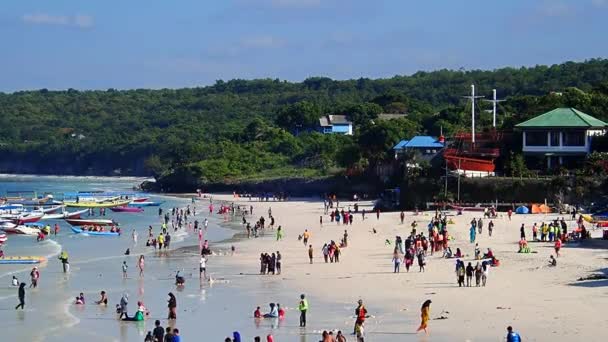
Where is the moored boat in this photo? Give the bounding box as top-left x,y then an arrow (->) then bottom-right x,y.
65,200 -> 131,208
65,218 -> 115,226
128,201 -> 163,207
448,204 -> 487,212
110,206 -> 144,213
132,197 -> 149,202
1,225 -> 41,236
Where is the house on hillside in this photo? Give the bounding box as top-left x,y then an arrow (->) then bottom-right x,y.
393,135 -> 445,160
318,115 -> 353,135
515,108 -> 607,169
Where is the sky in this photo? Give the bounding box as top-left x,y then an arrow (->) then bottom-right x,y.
1,0 -> 608,92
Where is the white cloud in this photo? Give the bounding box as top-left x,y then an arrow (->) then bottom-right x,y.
22,13 -> 94,28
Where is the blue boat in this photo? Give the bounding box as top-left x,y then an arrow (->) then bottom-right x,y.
70,226 -> 120,236
128,201 -> 163,207
0,256 -> 46,264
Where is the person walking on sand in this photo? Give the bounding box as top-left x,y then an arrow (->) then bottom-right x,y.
466,262 -> 474,287
417,250 -> 426,272
392,248 -> 401,273
554,238 -> 562,257
416,300 -> 432,334
308,245 -> 314,264
520,224 -> 526,240
488,220 -> 494,237
276,251 -> 282,275
400,211 -> 405,224
138,255 -> 145,277
469,224 -> 476,243
302,230 -> 310,246
298,294 -> 308,327
15,282 -> 26,310
276,226 -> 283,241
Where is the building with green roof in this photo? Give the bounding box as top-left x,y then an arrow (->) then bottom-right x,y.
515,108 -> 606,169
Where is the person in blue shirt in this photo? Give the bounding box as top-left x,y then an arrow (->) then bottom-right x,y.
172,328 -> 181,342
506,326 -> 521,342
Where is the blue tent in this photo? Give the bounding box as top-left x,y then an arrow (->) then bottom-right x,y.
516,205 -> 529,214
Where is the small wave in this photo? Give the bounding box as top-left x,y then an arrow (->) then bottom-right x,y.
32,297 -> 81,342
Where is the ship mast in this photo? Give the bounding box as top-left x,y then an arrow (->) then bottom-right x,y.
463,84 -> 484,144
483,89 -> 505,128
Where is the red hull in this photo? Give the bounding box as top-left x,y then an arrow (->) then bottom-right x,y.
132,198 -> 149,202
444,155 -> 496,172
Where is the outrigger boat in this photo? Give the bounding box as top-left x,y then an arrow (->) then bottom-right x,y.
65,200 -> 131,208
70,226 -> 120,236
1,224 -> 42,236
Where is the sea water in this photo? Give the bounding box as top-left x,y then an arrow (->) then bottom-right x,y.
0,176 -> 430,342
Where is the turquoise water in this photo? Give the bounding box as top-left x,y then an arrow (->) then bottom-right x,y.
0,176 -> 237,341
0,176 -> 425,342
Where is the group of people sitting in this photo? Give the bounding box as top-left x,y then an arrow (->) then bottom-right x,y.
81,225 -> 120,233
253,303 -> 285,319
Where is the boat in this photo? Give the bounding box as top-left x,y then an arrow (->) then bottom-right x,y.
443,86 -> 510,177
65,218 -> 115,226
132,197 -> 150,202
128,201 -> 163,207
41,209 -> 88,220
41,205 -> 65,214
70,226 -> 120,236
65,200 -> 131,208
1,225 -> 41,236
0,256 -> 46,264
110,206 -> 144,213
9,212 -> 44,224
0,233 -> 7,243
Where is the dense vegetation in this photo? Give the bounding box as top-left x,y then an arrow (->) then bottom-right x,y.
1,59 -> 608,188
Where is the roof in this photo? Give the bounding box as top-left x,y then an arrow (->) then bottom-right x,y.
329,115 -> 352,124
515,108 -> 607,129
319,115 -> 352,126
393,136 -> 444,150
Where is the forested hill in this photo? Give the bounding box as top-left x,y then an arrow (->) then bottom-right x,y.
1,59 -> 608,182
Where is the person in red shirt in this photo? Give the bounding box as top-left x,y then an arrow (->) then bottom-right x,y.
254,306 -> 262,318
554,239 -> 562,257
277,304 -> 285,319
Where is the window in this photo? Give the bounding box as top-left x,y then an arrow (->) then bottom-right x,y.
525,131 -> 547,146
549,131 -> 560,146
563,131 -> 585,146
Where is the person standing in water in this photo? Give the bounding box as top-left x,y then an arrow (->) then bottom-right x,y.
276,226 -> 283,241
122,261 -> 128,279
167,292 -> 177,319
308,245 -> 313,264
416,300 -> 432,334
298,294 -> 308,327
30,267 -> 40,288
15,282 -> 26,310
354,299 -> 368,334
200,255 -> 207,279
59,250 -> 70,273
138,255 -> 145,277
132,229 -> 137,244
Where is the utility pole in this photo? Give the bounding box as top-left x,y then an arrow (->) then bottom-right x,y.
457,159 -> 461,202
463,85 -> 485,144
483,89 -> 505,128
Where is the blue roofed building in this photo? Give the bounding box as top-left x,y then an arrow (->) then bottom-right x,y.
393,135 -> 445,160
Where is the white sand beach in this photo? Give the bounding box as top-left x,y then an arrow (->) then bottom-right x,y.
208,194 -> 608,341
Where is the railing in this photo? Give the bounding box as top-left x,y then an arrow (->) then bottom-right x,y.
444,147 -> 500,157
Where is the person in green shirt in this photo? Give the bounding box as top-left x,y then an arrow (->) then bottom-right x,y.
298,294 -> 308,327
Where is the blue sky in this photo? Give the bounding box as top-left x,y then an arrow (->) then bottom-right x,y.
2,0 -> 608,92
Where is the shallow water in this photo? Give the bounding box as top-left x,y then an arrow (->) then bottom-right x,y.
0,176 -> 448,341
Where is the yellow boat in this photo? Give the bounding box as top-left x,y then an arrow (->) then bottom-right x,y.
65,200 -> 131,208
